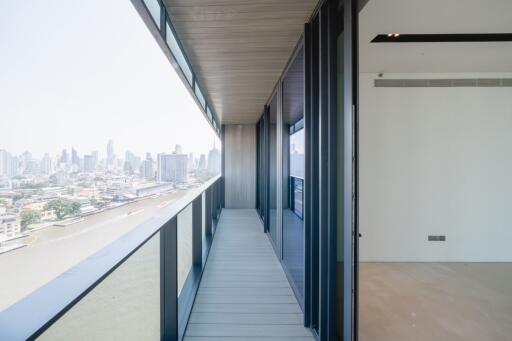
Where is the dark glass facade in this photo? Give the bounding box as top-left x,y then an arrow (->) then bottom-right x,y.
282,47 -> 306,305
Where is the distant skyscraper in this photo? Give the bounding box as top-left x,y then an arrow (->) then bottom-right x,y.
124,151 -> 141,175
60,149 -> 68,164
10,156 -> 19,177
157,153 -> 188,183
107,140 -> 115,166
22,151 -> 32,165
83,154 -> 95,173
140,153 -> 154,179
40,153 -> 53,174
0,150 -> 14,177
174,144 -> 182,155
71,148 -> 80,166
198,154 -> 207,171
123,160 -> 134,175
207,147 -> 221,175
188,153 -> 196,171
91,151 -> 99,168
21,151 -> 38,174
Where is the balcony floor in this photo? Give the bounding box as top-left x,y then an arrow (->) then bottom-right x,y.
184,209 -> 313,341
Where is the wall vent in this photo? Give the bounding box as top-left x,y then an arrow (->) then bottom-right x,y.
374,78 -> 512,88
428,235 -> 446,242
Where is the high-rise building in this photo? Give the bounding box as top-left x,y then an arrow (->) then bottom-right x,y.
140,153 -> 154,179
207,147 -> 221,175
174,144 -> 183,154
60,149 -> 68,164
10,156 -> 19,177
107,140 -> 115,166
40,153 -> 53,175
91,151 -> 98,168
71,148 -> 80,167
83,155 -> 95,173
157,153 -> 188,183
198,154 -> 207,171
124,151 -> 141,175
188,153 -> 196,171
0,150 -> 10,176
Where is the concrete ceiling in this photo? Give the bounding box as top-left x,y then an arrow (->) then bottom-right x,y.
163,0 -> 318,124
360,0 -> 512,73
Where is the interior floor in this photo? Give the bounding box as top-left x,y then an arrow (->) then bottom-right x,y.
359,262 -> 512,341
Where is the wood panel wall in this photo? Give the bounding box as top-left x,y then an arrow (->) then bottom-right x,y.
224,125 -> 257,208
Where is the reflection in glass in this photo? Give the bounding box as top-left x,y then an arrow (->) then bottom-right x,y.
282,47 -> 305,303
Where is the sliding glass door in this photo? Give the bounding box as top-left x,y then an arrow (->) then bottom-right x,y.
282,47 -> 306,306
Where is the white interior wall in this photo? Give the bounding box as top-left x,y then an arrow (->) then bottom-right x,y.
360,72 -> 512,261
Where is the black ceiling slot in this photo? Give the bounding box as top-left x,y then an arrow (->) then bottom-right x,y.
371,33 -> 512,43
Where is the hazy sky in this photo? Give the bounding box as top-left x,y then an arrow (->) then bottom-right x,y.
0,0 -> 219,160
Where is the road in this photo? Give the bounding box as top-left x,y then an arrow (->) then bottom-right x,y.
0,188 -> 195,311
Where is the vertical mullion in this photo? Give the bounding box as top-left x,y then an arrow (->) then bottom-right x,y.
160,217 -> 178,341
205,188 -> 212,237
327,1 -> 338,339
303,22 -> 312,327
277,80 -> 283,260
192,197 -> 202,267
264,105 -> 270,233
310,15 -> 320,333
344,1 -> 358,340
319,3 -> 329,339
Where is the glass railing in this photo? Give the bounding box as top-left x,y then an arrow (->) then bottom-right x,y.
0,176 -> 223,341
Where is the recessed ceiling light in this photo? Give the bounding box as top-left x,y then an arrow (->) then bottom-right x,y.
387,33 -> 393,37
394,33 -> 400,37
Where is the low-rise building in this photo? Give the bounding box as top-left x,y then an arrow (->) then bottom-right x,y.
0,215 -> 21,239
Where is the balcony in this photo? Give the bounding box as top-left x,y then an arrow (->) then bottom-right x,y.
184,209 -> 312,340
0,177 -> 313,340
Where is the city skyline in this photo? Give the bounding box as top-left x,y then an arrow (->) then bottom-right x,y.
0,138 -> 220,162
0,0 -> 220,159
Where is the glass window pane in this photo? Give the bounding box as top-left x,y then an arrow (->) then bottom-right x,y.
207,107 -> 213,122
281,47 -> 304,302
39,232 -> 160,340
166,22 -> 193,84
143,0 -> 160,29
195,85 -> 206,109
177,203 -> 192,295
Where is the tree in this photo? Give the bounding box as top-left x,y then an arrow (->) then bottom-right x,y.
21,211 -> 41,230
91,198 -> 107,209
44,200 -> 69,220
69,202 -> 81,216
0,198 -> 9,207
